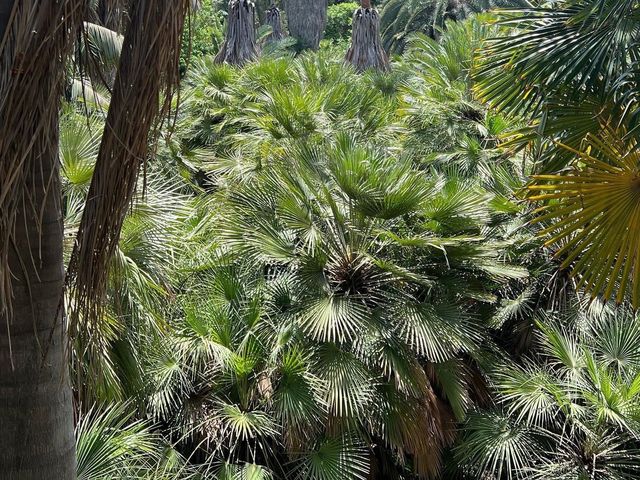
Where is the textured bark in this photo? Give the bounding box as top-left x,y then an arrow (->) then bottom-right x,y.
345,4 -> 389,73
0,1 -> 84,478
0,124 -> 74,480
283,0 -> 327,50
215,0 -> 259,65
264,3 -> 285,44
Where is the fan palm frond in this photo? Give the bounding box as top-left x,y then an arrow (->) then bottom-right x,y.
75,404 -> 163,480
529,129 -> 640,307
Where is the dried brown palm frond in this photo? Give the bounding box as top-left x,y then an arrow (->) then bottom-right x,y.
67,0 -> 189,335
264,3 -> 285,44
345,0 -> 390,73
215,0 -> 259,66
0,0 -> 87,318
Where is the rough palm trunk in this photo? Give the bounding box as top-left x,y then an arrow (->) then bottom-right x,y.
215,0 -> 258,65
346,0 -> 390,72
283,0 -> 327,50
264,3 -> 285,44
0,1 -> 85,478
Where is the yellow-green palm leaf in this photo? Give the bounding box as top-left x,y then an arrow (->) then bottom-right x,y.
529,130 -> 640,307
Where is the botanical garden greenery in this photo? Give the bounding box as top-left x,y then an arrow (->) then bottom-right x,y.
3,0 -> 640,479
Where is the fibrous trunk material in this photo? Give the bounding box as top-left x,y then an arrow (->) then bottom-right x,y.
345,3 -> 390,73
283,0 -> 327,50
215,0 -> 259,65
98,0 -> 127,32
67,0 -> 189,344
0,0 -> 85,477
264,3 -> 285,44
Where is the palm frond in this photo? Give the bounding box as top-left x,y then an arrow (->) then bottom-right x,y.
529,129 -> 640,307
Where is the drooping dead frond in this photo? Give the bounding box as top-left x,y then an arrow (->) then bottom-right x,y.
215,0 -> 259,66
67,0 -> 189,328
345,1 -> 390,73
95,0 -> 127,32
264,3 -> 285,44
0,0 -> 87,318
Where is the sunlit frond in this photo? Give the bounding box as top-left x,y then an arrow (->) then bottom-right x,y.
529,129 -> 640,307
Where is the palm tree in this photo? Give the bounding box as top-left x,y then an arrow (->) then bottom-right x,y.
264,3 -> 286,45
380,0 -> 528,53
476,0 -> 640,307
139,152 -> 519,478
345,0 -> 390,73
67,0 -> 190,357
456,304 -> 640,479
57,112 -> 193,406
283,0 -> 328,50
75,403 -> 200,479
215,0 -> 259,66
0,2 -> 85,477
1,0 -> 189,476
161,51 -> 533,475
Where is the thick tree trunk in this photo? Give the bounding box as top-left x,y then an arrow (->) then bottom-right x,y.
283,0 -> 327,50
345,2 -> 389,73
215,0 -> 258,65
0,124 -> 74,480
264,3 -> 285,44
0,1 -> 84,478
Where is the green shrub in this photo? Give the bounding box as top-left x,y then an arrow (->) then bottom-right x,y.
325,2 -> 358,42
180,2 -> 225,73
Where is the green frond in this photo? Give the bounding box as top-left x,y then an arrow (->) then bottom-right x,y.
293,436 -> 369,480
456,411 -> 540,480
76,404 -> 162,480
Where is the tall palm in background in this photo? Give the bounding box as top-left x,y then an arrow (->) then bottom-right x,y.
345,0 -> 390,72
215,0 -> 259,66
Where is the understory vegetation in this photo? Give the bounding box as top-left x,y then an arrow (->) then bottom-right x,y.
5,0 -> 640,479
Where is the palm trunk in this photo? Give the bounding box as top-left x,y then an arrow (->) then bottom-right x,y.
0,1 -> 85,478
264,3 -> 285,45
345,0 -> 389,72
0,126 -> 75,480
215,0 -> 258,65
283,0 -> 327,50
